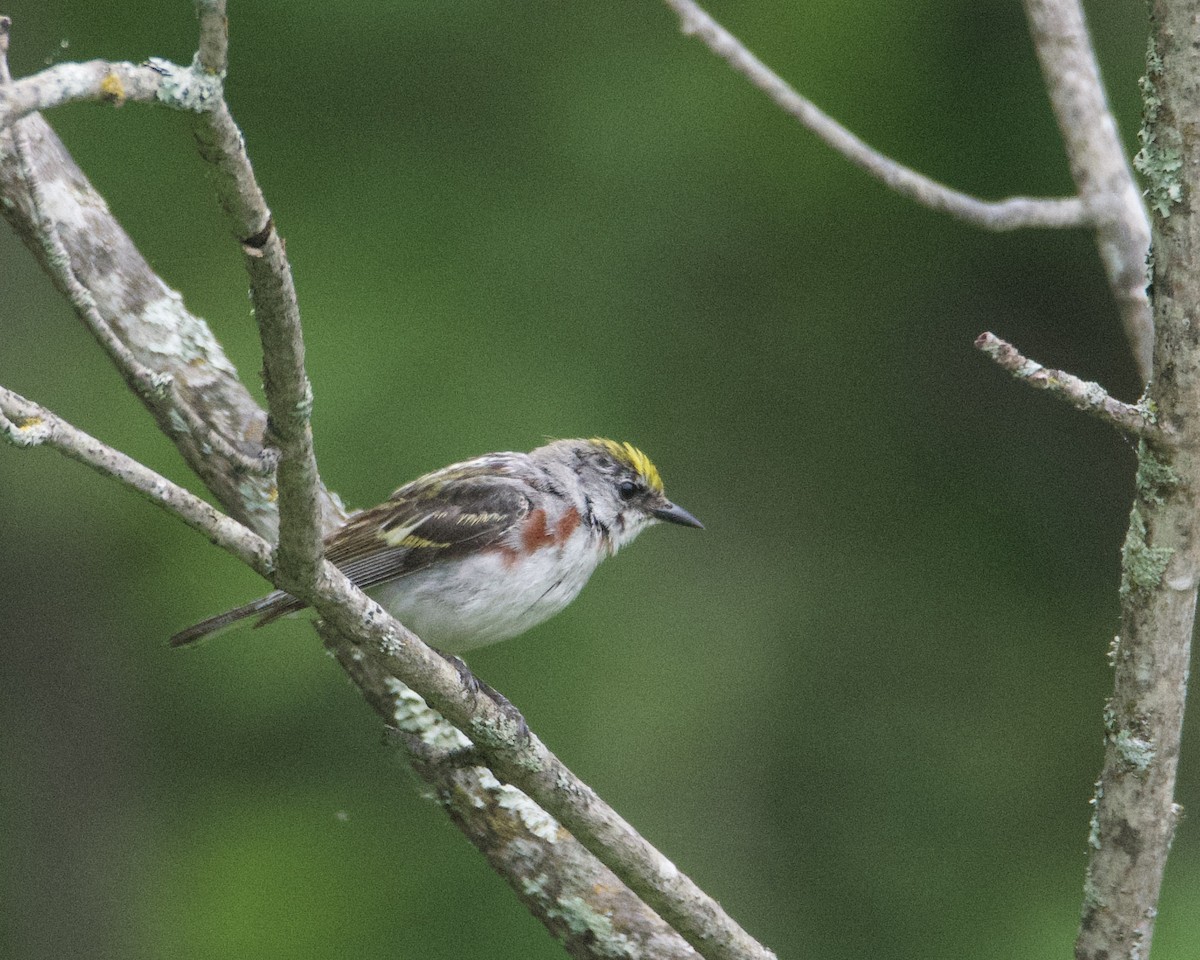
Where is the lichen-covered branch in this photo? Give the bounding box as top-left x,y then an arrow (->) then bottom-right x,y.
974,333 -> 1162,441
0,386 -> 275,576
0,21 -> 322,538
0,10 -> 774,960
319,623 -> 701,960
0,51 -> 223,130
1074,5 -> 1198,958
187,0 -> 324,599
1022,0 -> 1154,383
0,376 -> 769,960
659,0 -> 1088,232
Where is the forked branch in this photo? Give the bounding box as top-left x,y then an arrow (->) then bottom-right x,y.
1023,0 -> 1153,382
0,8 -> 771,960
660,0 -> 1088,232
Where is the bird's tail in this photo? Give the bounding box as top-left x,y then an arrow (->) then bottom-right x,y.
169,591 -> 297,647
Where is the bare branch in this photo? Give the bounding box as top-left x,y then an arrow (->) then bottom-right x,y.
1023,0 -> 1154,382
316,622 -> 777,960
1,78 -> 275,478
0,386 -> 275,575
1,12 -> 774,959
0,58 -> 165,125
974,333 -> 1163,441
186,1 -> 324,601
0,55 -> 224,131
195,0 -> 229,76
319,624 -> 702,960
0,378 -> 773,960
0,28 -> 307,536
1073,5 -> 1199,956
659,0 -> 1089,231
0,9 -> 330,592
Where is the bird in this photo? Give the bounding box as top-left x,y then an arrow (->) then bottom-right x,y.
170,437 -> 703,651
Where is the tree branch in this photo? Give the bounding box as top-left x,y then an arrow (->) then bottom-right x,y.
1073,5 -> 1197,956
0,378 -> 769,960
659,0 -> 1089,232
0,386 -> 275,574
0,9 -> 328,599
974,333 -> 1163,442
188,0 -> 324,599
1022,0 -> 1154,383
0,54 -> 223,130
0,24 -> 336,538
317,623 -> 702,960
0,11 -> 772,960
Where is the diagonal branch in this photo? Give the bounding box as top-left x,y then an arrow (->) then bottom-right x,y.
0,51 -> 275,481
659,0 -> 1089,232
0,386 -> 275,574
189,0 -> 324,599
317,622 -> 702,960
0,380 -> 765,960
1023,0 -> 1153,384
1,10 -> 771,960
974,333 -> 1164,442
0,18 -> 312,537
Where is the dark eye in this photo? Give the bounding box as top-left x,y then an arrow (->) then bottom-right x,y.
617,479 -> 639,500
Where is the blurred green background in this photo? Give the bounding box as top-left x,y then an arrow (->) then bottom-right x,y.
3,1 -> 1195,958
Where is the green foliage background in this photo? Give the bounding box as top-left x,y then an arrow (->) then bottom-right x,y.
3,2 -> 1196,959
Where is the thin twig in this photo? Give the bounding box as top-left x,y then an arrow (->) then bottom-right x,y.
0,58 -> 276,478
0,16 -> 704,959
1023,0 -> 1154,382
0,386 -> 275,573
187,0 -> 324,601
0,56 -> 224,132
195,0 -> 228,76
0,381 -> 773,960
975,333 -> 1162,441
659,0 -> 1089,231
0,58 -> 163,124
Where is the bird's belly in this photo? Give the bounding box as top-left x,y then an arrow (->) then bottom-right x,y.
368,534 -> 601,653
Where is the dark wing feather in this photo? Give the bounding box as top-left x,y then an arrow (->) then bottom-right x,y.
170,460 -> 533,644
325,472 -> 530,590
251,468 -> 531,628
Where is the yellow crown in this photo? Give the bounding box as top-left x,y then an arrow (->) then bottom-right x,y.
589,438 -> 663,493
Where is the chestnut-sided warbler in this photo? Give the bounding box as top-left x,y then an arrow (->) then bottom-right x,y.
170,438 -> 702,651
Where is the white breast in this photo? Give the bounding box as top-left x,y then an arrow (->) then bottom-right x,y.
368,524 -> 606,653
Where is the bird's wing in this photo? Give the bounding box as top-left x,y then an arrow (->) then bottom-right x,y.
170,462 -> 534,643
322,467 -> 530,591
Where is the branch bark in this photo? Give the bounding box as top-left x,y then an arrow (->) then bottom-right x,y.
188,0 -> 325,601
0,10 -> 765,960
974,333 -> 1162,441
1074,5 -> 1196,957
1023,0 -> 1154,383
659,0 -> 1089,232
0,42 -> 313,539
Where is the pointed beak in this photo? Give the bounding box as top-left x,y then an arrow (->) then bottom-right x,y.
652,501 -> 704,529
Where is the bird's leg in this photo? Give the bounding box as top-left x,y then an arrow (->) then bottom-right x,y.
436,649 -> 530,740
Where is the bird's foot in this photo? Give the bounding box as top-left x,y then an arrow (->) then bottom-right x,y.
438,650 -> 530,740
